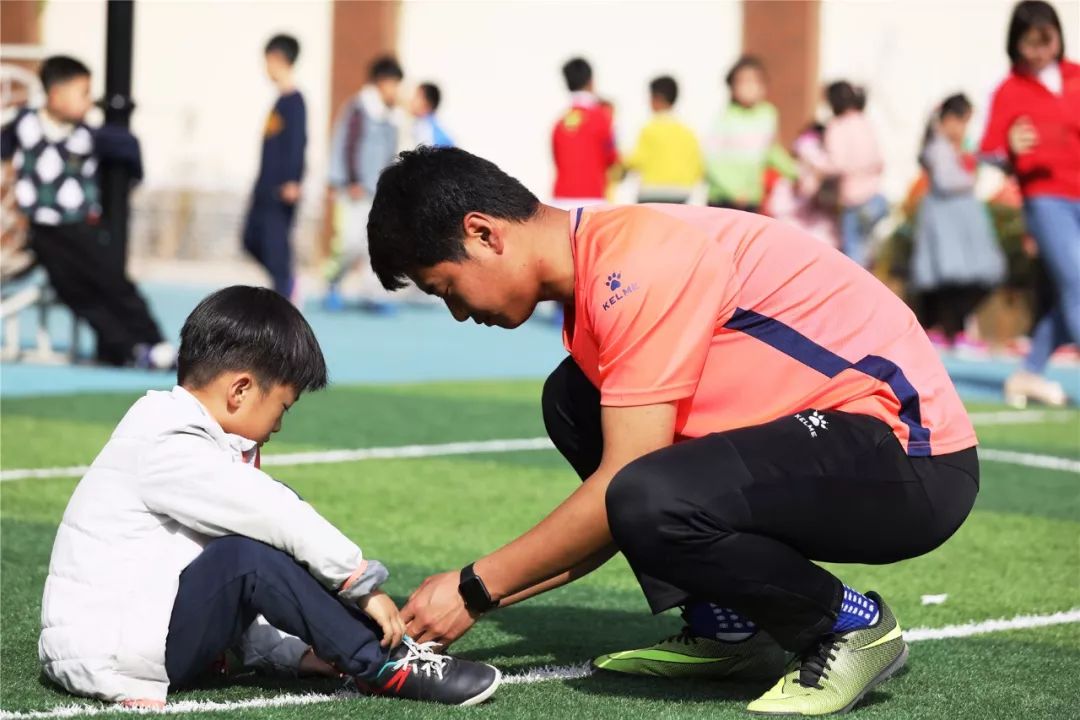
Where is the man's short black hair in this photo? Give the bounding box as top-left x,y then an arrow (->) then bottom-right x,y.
39,56 -> 91,92
178,286 -> 327,392
562,57 -> 593,92
419,82 -> 441,112
370,56 -> 404,82
649,75 -> 678,106
725,55 -> 766,88
367,147 -> 540,291
265,34 -> 300,65
1007,0 -> 1064,65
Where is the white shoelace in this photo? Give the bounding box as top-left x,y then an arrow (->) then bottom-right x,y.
390,637 -> 449,679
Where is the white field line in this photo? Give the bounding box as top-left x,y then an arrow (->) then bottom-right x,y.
0,438 -> 558,482
0,408 -> 1074,482
978,448 -> 1080,474
966,409 -> 1075,426
903,607 -> 1080,641
2,608 -> 1077,719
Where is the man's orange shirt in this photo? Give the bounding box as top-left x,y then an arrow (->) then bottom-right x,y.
562,205 -> 976,457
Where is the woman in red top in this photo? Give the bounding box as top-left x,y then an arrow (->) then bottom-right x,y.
981,0 -> 1080,408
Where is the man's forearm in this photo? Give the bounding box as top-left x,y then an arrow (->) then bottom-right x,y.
474,467 -> 616,601
497,544 -> 618,608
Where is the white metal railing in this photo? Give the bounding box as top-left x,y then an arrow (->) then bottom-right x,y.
0,44 -> 51,61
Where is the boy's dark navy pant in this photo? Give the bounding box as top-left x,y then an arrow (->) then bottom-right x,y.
542,356 -> 979,653
165,536 -> 386,687
242,200 -> 295,297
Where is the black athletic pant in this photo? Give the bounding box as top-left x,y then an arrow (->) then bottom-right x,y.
542,357 -> 979,653
29,222 -> 165,366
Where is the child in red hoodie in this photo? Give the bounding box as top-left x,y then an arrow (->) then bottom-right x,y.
981,0 -> 1080,408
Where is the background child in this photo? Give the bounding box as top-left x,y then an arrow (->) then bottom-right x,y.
981,0 -> 1079,408
623,75 -> 703,204
324,56 -> 404,313
242,34 -> 306,301
551,57 -> 618,208
768,122 -> 840,247
823,80 -> 887,266
911,94 -> 1005,346
704,55 -> 796,212
38,285 -> 501,708
410,82 -> 454,148
0,55 -> 173,369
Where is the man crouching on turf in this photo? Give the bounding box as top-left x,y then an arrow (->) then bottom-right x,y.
38,286 -> 500,708
367,147 -> 980,716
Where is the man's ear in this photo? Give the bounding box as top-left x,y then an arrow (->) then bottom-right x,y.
226,374 -> 256,413
463,212 -> 505,255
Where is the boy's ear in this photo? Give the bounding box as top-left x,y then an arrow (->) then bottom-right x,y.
226,374 -> 256,412
463,212 -> 504,255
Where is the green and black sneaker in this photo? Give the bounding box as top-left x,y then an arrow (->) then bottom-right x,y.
747,591 -> 907,716
593,626 -> 789,680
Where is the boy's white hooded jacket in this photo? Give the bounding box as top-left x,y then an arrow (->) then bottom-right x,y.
39,386 -> 388,703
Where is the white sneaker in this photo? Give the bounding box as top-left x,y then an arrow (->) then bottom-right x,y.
148,342 -> 177,370
1003,370 -> 1067,408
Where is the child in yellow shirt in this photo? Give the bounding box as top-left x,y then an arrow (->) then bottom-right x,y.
624,76 -> 703,203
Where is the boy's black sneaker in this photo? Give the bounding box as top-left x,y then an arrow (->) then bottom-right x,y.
348,637 -> 500,706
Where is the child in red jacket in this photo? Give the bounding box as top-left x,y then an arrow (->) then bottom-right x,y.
551,57 -> 618,207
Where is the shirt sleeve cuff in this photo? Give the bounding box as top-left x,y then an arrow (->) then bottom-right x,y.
338,559 -> 390,601
599,380 -> 697,407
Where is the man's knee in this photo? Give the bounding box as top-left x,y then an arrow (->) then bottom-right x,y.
606,446 -> 744,562
605,455 -> 676,554
542,358 -> 583,437
542,358 -> 602,479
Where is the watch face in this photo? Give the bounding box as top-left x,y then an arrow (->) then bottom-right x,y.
461,575 -> 494,611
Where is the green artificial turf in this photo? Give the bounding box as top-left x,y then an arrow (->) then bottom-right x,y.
1,382 -> 1077,719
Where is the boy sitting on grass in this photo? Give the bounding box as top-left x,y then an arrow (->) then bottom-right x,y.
38,285 -> 500,708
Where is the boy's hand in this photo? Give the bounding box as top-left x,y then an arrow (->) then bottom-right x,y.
359,590 -> 405,649
280,181 -> 301,204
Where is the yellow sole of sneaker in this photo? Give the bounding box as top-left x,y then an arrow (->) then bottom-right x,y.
748,643 -> 909,716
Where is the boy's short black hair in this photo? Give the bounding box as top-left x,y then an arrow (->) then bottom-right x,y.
178,286 -> 327,392
367,146 -> 540,291
370,56 -> 404,82
826,80 -> 865,115
1007,0 -> 1065,64
39,56 -> 91,92
725,55 -> 766,87
649,75 -> 678,106
562,57 -> 593,92
419,82 -> 441,112
265,34 -> 300,65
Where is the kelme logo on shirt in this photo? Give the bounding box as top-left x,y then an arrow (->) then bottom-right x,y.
602,271 -> 640,311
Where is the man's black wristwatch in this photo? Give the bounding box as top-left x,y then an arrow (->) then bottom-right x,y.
459,562 -> 499,614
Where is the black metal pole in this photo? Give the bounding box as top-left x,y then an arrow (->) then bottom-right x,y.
101,0 -> 135,273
